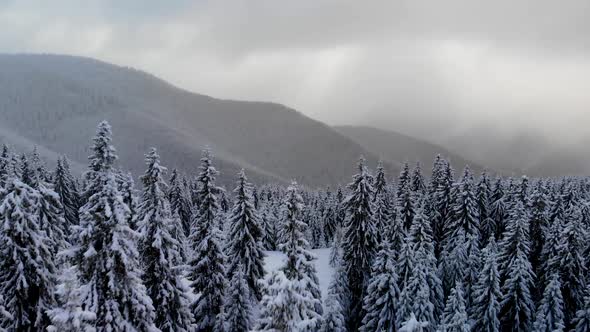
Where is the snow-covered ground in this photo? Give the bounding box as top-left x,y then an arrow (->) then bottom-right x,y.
263,248 -> 334,301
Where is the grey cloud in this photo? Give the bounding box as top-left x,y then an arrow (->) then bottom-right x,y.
0,0 -> 589,171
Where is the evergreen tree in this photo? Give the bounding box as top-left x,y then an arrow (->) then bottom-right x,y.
448,166 -> 479,240
168,168 -> 193,237
0,179 -> 56,331
117,171 -> 138,230
411,161 -> 427,195
321,263 -> 348,332
397,247 -> 437,331
188,149 -> 226,332
71,121 -> 157,331
373,161 -> 391,238
225,169 -> 266,301
31,146 -> 50,184
221,262 -> 253,332
54,156 -> 80,229
476,172 -> 493,245
439,229 -> 468,299
359,236 -> 400,332
430,158 -> 454,258
574,287 -> 590,332
411,197 -> 443,319
538,213 -> 562,290
397,162 -> 411,199
397,163 -> 416,230
342,157 -> 378,330
260,200 -> 279,250
138,148 -> 195,332
498,202 -> 535,332
470,237 -> 502,332
533,272 -> 565,332
528,180 -> 548,278
438,282 -> 469,332
20,154 -> 35,187
37,178 -> 69,256
47,266 -> 96,332
0,145 -> 10,188
322,191 -> 340,246
399,313 -> 429,332
488,178 -> 506,240
558,206 -> 587,326
396,235 -> 416,292
279,181 -> 323,323
254,270 -> 321,332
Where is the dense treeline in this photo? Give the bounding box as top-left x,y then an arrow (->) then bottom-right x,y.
0,121 -> 589,331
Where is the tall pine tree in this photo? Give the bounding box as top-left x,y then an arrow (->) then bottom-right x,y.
138,148 -> 195,331
225,169 -> 265,301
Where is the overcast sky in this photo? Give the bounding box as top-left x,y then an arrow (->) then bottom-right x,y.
2,0 -> 589,144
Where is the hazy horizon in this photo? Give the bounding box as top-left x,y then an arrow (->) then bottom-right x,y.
2,0 -> 590,170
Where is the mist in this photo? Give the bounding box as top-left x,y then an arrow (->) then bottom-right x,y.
2,0 -> 589,172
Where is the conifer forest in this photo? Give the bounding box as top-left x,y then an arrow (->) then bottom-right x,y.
2,120 -> 590,332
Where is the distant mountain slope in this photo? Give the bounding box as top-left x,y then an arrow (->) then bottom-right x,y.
0,54 -> 393,187
335,125 -> 486,175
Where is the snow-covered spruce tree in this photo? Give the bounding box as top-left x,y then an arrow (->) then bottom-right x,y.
37,177 -> 69,256
470,237 -> 502,332
533,272 -> 565,332
411,161 -> 427,195
225,169 -> 265,301
254,270 -> 314,332
47,266 -> 96,332
397,162 -> 416,231
168,168 -> 193,238
438,282 -> 469,332
279,181 -> 323,326
0,178 -> 56,331
410,197 -> 443,320
447,166 -> 479,240
430,157 -> 454,258
0,145 -> 10,188
373,160 -> 391,239
396,246 -> 437,331
220,262 -> 253,332
322,191 -> 339,246
138,148 -> 195,332
321,262 -> 348,332
497,200 -> 531,277
528,180 -> 549,279
188,149 -> 226,332
31,146 -> 50,184
117,170 -> 139,230
498,201 -> 535,332
260,199 -> 279,250
574,288 -> 590,332
439,229 -> 468,300
396,234 -> 416,292
462,233 -> 481,310
342,157 -> 378,330
476,171 -> 493,245
397,161 -> 411,199
359,235 -> 400,332
19,154 -> 35,187
538,212 -> 562,290
399,313 -> 429,332
54,156 -> 80,229
558,206 -> 587,327
329,224 -> 344,268
70,121 -> 157,331
488,178 -> 506,240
